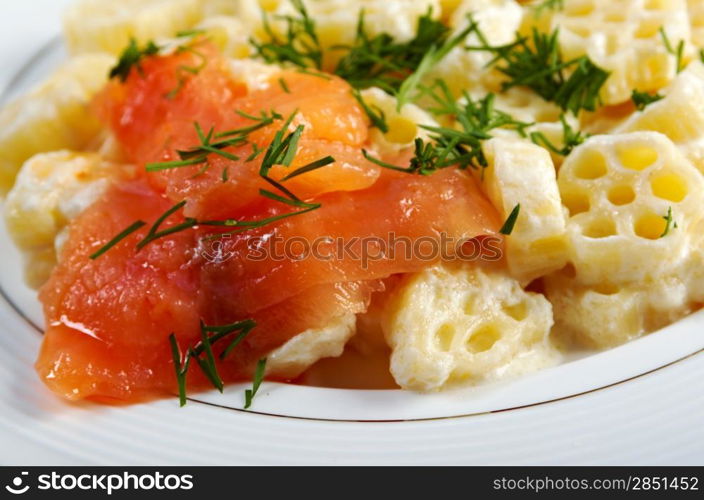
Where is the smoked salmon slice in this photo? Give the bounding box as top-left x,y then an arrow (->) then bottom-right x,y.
36,45 -> 503,403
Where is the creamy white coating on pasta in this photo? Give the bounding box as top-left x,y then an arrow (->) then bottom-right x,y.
381,263 -> 559,391
618,61 -> 704,174
266,313 -> 357,378
558,131 -> 704,286
481,138 -> 569,284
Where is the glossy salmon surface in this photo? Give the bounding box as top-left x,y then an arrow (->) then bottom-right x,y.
37,45 -> 502,402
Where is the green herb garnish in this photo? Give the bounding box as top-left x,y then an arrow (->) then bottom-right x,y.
467,25 -> 610,114
176,29 -> 207,38
395,20 -> 475,110
631,89 -> 665,111
351,89 -> 388,133
661,206 -> 678,238
136,200 -> 197,251
333,9 -> 449,93
146,110 -> 283,172
660,27 -> 685,74
363,138 -> 446,175
251,0 -> 323,69
278,77 -> 291,93
109,38 -> 160,82
499,204 -> 521,235
169,319 -> 257,407
530,114 -> 587,156
169,334 -> 192,407
166,45 -> 209,99
244,358 -> 267,409
363,82 -> 531,175
89,220 -> 147,260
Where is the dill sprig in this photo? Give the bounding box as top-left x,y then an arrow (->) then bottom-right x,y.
166,45 -> 209,100
631,89 -> 664,111
661,206 -> 678,238
466,24 -> 610,115
249,4 -> 464,106
136,200 -> 196,251
499,204 -> 521,235
94,111 -> 333,257
244,358 -> 267,409
395,20 -> 475,109
145,110 -> 283,172
109,38 -> 160,82
332,9 -> 450,93
351,89 -> 388,133
89,220 -> 147,260
363,82 -> 531,174
169,319 -> 257,406
363,138 -> 448,175
530,114 -> 587,156
256,110 -> 334,202
251,0 -> 323,69
660,27 -> 685,74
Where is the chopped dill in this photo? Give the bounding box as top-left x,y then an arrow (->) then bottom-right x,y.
333,9 -> 450,93
244,358 -> 267,409
109,38 -> 160,82
661,206 -> 678,238
351,89 -> 388,133
251,0 -> 323,69
530,114 -> 587,156
660,27 -> 685,74
466,23 -> 610,114
631,89 -> 664,111
89,220 -> 146,260
278,77 -> 291,93
169,319 -> 257,407
499,204 -> 521,235
363,82 -> 531,175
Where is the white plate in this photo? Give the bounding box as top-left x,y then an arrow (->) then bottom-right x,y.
0,0 -> 703,465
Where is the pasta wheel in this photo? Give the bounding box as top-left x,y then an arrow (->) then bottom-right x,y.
425,0 -> 524,97
266,313 -> 357,378
618,60 -> 704,174
63,0 -> 205,55
195,15 -> 252,59
0,54 -> 114,194
544,268 -> 695,348
3,151 -> 124,288
481,138 -> 568,284
688,0 -> 704,48
545,0 -> 693,105
382,263 -> 558,391
360,88 -> 439,155
558,132 -> 704,286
